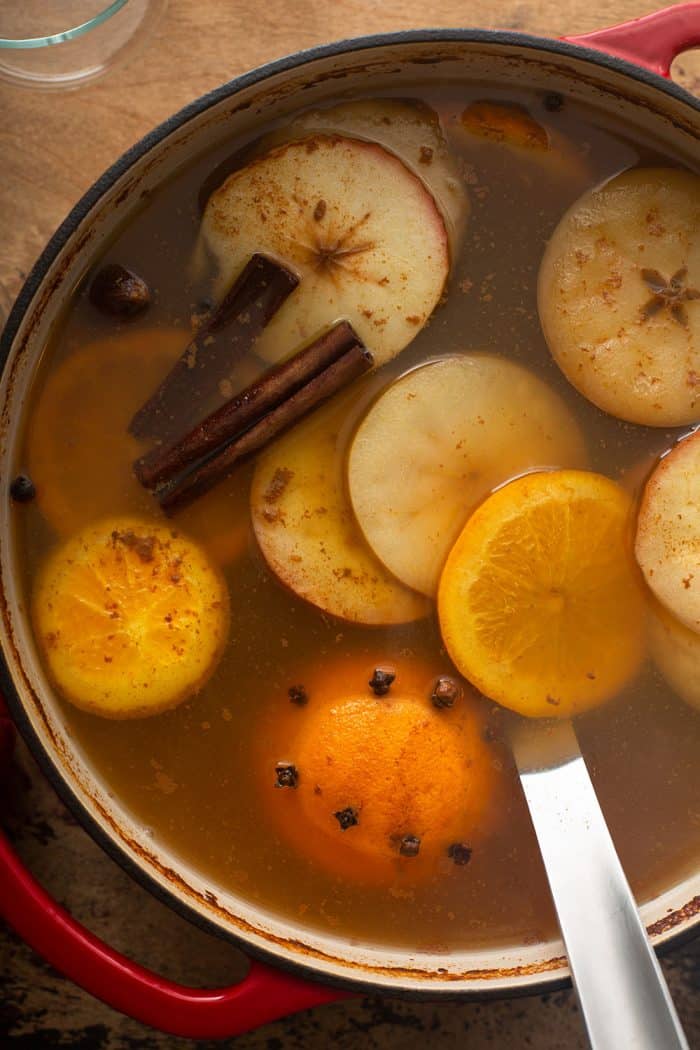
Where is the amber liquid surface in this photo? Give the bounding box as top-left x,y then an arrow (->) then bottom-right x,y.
15,82 -> 700,953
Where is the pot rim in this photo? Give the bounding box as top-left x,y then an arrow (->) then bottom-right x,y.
2,24 -> 700,358
1,26 -> 699,1000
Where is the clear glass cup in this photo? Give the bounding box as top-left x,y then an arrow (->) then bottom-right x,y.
0,1 -> 168,89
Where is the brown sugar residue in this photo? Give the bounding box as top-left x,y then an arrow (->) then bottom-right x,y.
264,467 -> 294,503
601,271 -> 623,303
150,760 -> 178,795
480,273 -> 496,303
645,208 -> 666,237
168,555 -> 183,584
111,529 -> 157,564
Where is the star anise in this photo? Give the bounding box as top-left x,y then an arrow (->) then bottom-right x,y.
640,267 -> 699,327
290,209 -> 375,288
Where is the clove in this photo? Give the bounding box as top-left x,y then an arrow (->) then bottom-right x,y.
334,806 -> 359,830
288,684 -> 308,706
275,761 -> 299,789
369,667 -> 395,697
447,842 -> 473,866
399,834 -> 421,857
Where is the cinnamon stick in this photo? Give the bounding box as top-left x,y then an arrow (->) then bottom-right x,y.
129,254 -> 299,441
158,340 -> 373,514
135,321 -> 362,490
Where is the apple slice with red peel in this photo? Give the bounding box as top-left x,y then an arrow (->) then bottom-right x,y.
263,99 -> 468,261
198,134 -> 450,369
251,390 -> 430,626
347,355 -> 588,596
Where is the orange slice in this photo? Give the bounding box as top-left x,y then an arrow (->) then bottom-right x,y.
445,100 -> 592,188
258,654 -> 503,884
26,328 -> 251,567
438,470 -> 645,719
460,101 -> 550,151
33,517 -> 229,718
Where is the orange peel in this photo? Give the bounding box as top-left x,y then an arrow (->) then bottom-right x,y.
33,517 -> 229,718
258,654 -> 503,884
438,470 -> 645,718
26,327 -> 251,567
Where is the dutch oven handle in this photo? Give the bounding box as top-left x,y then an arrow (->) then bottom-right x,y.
0,701 -> 350,1039
563,2 -> 700,78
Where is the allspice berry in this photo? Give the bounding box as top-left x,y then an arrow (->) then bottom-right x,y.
431,675 -> 463,709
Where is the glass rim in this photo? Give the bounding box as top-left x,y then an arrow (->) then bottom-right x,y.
0,0 -> 128,50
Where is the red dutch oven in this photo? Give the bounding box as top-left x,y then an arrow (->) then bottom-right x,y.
1,5 -> 699,1039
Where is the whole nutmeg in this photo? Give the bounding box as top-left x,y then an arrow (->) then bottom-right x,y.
89,263 -> 152,318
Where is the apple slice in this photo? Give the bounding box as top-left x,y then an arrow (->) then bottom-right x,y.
262,98 -> 468,260
539,167 -> 700,426
649,602 -> 700,712
636,429 -> 700,632
250,391 -> 429,625
198,134 -> 449,369
347,355 -> 588,596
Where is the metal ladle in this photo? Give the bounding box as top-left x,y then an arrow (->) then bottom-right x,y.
510,716 -> 689,1050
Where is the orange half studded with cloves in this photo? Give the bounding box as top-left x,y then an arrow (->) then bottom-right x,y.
257,654 -> 504,885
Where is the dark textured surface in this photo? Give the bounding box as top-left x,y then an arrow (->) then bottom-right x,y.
1,737 -> 699,1048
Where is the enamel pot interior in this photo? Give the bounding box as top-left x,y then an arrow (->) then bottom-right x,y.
1,32 -> 699,999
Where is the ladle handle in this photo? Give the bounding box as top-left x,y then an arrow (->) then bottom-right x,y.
0,703 -> 349,1038
519,743 -> 689,1050
563,2 -> 700,78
